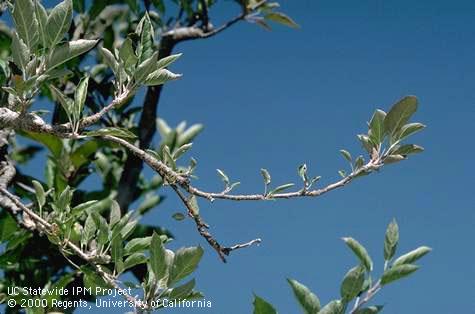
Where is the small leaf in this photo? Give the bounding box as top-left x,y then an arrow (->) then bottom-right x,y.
268,183 -> 294,196
265,12 -> 299,28
144,69 -> 182,86
99,47 -> 120,76
32,180 -> 46,208
340,265 -> 365,302
393,144 -> 424,156
253,294 -> 277,314
11,32 -> 30,72
119,38 -> 138,74
340,149 -> 352,163
318,300 -> 344,314
338,170 -> 346,178
46,0 -> 73,47
369,109 -> 386,145
109,200 -> 121,227
392,246 -> 432,267
260,168 -> 271,185
383,154 -> 405,164
173,143 -> 193,159
74,75 -> 89,123
47,40 -> 98,70
111,233 -> 123,273
85,127 -> 137,139
354,155 -> 365,170
298,164 -> 308,183
396,122 -> 426,142
287,278 -> 320,314
357,134 -> 374,154
156,53 -> 182,69
381,264 -> 419,285
134,51 -> 158,84
172,212 -> 185,221
342,237 -> 373,271
384,96 -> 418,137
49,85 -> 73,119
384,219 -> 399,261
216,169 -> 230,186
123,253 -> 147,270
169,246 -> 204,285
150,232 -> 167,281
124,236 -> 152,255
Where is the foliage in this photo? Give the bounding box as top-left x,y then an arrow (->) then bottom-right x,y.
253,219 -> 431,314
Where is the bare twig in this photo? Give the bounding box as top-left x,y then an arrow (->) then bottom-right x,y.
350,280 -> 382,313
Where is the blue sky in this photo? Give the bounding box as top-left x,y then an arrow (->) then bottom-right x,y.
4,0 -> 475,313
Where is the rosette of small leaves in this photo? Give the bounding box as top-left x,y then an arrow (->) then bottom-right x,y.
252,219 -> 430,314
339,96 -> 425,177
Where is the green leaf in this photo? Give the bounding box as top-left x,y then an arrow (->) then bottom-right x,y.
318,300 -> 344,314
216,169 -> 230,186
369,109 -> 386,145
124,236 -> 152,255
144,69 -> 182,86
177,124 -> 204,146
32,180 -> 46,209
172,212 -> 185,221
287,278 -> 320,314
173,143 -> 193,159
264,12 -> 299,28
46,0 -> 73,48
119,38 -> 138,75
353,306 -> 384,314
260,168 -> 271,185
49,85 -> 73,120
169,246 -> 204,285
384,96 -> 418,137
109,200 -> 121,227
74,75 -> 89,123
392,246 -> 432,267
253,294 -> 277,314
11,32 -> 29,72
381,264 -> 419,285
47,40 -> 98,70
123,253 -> 147,270
268,183 -> 294,196
340,149 -> 352,163
138,12 -> 154,63
169,278 -> 196,300
34,0 -> 49,49
354,155 -> 364,170
393,144 -> 424,156
298,164 -> 308,183
85,127 -> 137,139
99,47 -> 119,76
396,122 -> 426,142
340,265 -> 365,302
134,51 -> 158,84
357,134 -> 374,154
383,154 -> 405,164
150,232 -> 167,281
111,233 -> 123,273
12,0 -> 39,50
384,219 -> 399,261
156,53 -> 182,70
21,132 -> 63,158
342,237 -> 373,271
82,214 -> 96,247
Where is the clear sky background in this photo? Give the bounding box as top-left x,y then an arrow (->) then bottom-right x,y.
4,0 -> 475,313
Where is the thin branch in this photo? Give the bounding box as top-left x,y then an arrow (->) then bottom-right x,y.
350,280 -> 382,313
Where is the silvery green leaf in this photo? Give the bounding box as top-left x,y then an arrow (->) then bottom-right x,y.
318,300 -> 344,314
111,233 -> 123,273
381,264 -> 419,285
168,246 -> 204,285
49,85 -> 73,120
396,122 -> 426,142
156,53 -> 182,69
357,134 -> 374,154
253,295 -> 277,314
169,279 -> 195,300
393,144 -> 424,156
368,109 -> 386,145
287,278 -> 320,314
384,219 -> 399,261
85,127 -> 137,139
11,32 -> 30,72
173,143 -> 193,159
134,51 -> 158,84
119,38 -> 138,75
138,12 -> 154,63
383,154 -> 405,164
34,0 -> 48,48
340,265 -> 365,302
354,155 -> 364,170
124,236 -> 152,255
216,169 -> 230,185
47,40 -> 98,70
298,164 -> 308,183
264,12 -> 299,28
109,200 -> 121,227
123,253 -> 147,271
384,96 -> 418,138
150,232 -> 167,281
12,0 -> 39,50
354,306 -> 384,314
144,69 -> 182,86
392,246 -> 431,267
340,149 -> 352,163
260,168 -> 271,185
268,183 -> 294,196
74,75 -> 89,122
46,0 -> 73,47
172,212 -> 185,221
32,180 -> 46,208
177,124 -> 204,146
342,237 -> 373,271
99,47 -> 119,76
